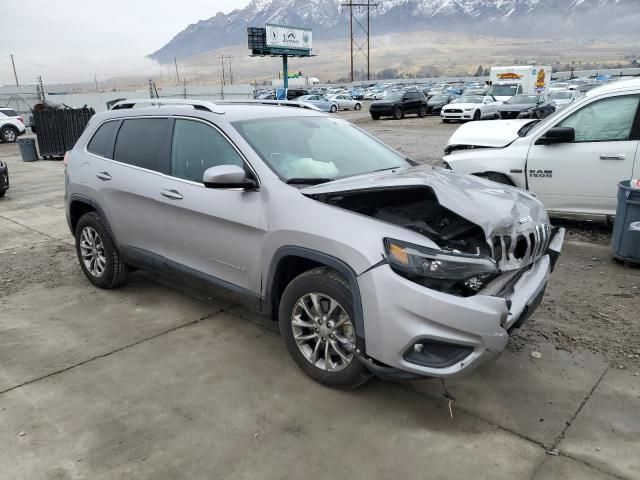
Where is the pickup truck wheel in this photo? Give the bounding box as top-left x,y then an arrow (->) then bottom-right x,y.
393,107 -> 403,120
476,172 -> 514,186
279,267 -> 371,389
1,126 -> 18,143
75,212 -> 128,289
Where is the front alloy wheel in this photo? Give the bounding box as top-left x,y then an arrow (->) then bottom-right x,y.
291,292 -> 355,372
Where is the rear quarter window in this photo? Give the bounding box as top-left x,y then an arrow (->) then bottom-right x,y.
87,121 -> 119,158
113,118 -> 169,172
0,109 -> 18,117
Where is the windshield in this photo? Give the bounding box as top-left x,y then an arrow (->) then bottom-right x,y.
458,95 -> 483,104
519,95 -> 591,137
487,84 -> 518,96
430,95 -> 448,102
550,92 -> 572,100
384,92 -> 404,101
232,117 -> 411,183
507,95 -> 538,104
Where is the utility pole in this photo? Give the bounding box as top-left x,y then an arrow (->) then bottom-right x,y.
36,76 -> 45,102
221,54 -> 226,86
341,1 -> 377,82
10,54 -> 19,87
94,74 -> 99,93
174,56 -> 181,86
228,56 -> 234,85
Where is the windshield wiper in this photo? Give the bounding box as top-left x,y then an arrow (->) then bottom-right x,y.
286,177 -> 334,185
372,165 -> 406,173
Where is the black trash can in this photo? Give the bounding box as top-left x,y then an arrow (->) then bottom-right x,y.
17,138 -> 38,162
611,180 -> 640,265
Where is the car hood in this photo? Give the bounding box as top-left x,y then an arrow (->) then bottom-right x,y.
428,100 -> 446,105
443,102 -> 479,110
301,165 -> 547,237
445,119 -> 535,149
499,103 -> 536,112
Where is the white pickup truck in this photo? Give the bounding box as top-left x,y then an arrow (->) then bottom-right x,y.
443,78 -> 640,220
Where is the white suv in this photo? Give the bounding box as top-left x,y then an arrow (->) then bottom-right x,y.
0,107 -> 26,143
443,78 -> 640,220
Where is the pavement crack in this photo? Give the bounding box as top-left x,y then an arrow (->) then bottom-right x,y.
0,213 -> 66,243
550,366 -> 609,449
0,308 -> 224,398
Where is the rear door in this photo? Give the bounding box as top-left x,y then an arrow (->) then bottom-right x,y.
159,117 -> 266,294
95,117 -> 173,258
527,93 -> 640,216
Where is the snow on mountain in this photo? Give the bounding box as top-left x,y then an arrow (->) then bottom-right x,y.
149,0 -> 640,63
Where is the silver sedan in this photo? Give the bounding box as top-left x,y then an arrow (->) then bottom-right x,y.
328,94 -> 362,111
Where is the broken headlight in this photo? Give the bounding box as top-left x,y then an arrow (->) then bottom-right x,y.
384,238 -> 499,296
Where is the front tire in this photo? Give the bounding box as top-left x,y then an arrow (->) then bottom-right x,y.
393,107 -> 403,120
371,113 -> 380,120
279,267 -> 371,388
473,110 -> 481,121
419,106 -> 427,118
75,212 -> 128,289
354,103 -> 362,110
329,104 -> 337,113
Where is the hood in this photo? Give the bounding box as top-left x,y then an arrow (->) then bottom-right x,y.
445,119 -> 535,149
499,103 -> 536,112
301,165 -> 547,238
428,99 -> 447,105
443,102 -> 478,110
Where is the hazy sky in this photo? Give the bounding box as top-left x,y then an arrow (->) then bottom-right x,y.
1,0 -> 249,85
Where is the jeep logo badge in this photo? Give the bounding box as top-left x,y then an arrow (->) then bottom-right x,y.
518,216 -> 534,225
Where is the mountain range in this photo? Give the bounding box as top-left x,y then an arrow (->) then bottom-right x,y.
149,0 -> 640,63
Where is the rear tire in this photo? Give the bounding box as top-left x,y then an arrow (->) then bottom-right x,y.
75,212 -> 128,289
1,126 -> 18,143
354,103 -> 362,110
330,104 -> 338,113
279,267 -> 371,389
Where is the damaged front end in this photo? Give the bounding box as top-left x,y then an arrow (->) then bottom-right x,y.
304,173 -> 561,299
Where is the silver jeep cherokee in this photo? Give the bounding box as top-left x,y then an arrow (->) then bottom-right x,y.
65,99 -> 564,388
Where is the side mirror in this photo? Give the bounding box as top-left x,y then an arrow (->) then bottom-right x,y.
536,127 -> 575,145
203,165 -> 257,189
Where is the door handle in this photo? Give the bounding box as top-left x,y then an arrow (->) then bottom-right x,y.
96,172 -> 111,181
599,154 -> 625,161
160,189 -> 183,200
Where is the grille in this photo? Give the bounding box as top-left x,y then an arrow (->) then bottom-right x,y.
446,109 -> 463,114
490,224 -> 552,271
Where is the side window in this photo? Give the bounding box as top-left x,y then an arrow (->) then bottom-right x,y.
170,119 -> 244,183
113,118 -> 169,171
517,85 -> 523,94
87,121 -> 119,158
557,95 -> 640,142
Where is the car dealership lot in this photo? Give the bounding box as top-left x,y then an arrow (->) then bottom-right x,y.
1,115 -> 639,479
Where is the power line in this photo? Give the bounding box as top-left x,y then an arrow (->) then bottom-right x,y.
11,55 -> 161,78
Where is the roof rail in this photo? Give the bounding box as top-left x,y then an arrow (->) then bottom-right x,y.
109,98 -> 225,114
217,99 -> 322,111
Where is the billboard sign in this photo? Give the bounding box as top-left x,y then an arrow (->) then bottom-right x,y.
266,24 -> 312,51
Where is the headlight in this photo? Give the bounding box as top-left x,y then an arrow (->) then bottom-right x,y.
463,107 -> 473,111
384,238 -> 498,295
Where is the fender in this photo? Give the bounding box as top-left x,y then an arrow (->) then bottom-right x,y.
264,246 -> 366,353
68,193 -> 118,247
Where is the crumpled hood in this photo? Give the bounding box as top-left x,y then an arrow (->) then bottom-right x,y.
445,119 -> 535,149
302,165 -> 548,237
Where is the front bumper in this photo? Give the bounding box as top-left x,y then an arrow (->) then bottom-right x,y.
358,230 -> 563,379
441,110 -> 473,120
369,105 -> 394,116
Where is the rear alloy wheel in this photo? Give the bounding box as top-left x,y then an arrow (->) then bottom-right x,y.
473,109 -> 481,121
393,107 -> 403,120
1,127 -> 18,143
75,212 -> 128,289
354,103 -> 362,110
330,104 -> 338,113
279,268 -> 371,388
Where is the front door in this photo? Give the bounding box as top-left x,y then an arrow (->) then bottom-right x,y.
527,93 -> 640,216
159,118 -> 266,294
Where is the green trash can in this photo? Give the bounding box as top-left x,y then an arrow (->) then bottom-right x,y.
17,138 -> 38,162
611,180 -> 640,265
